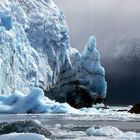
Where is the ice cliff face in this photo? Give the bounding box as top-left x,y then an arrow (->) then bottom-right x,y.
0,0 -> 107,106
0,0 -> 69,94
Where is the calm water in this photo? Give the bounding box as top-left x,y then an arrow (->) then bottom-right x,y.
0,113 -> 140,139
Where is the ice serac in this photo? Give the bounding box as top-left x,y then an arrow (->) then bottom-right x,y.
81,36 -> 107,97
0,0 -> 107,109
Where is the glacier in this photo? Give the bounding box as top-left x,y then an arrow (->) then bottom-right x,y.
0,0 -> 107,111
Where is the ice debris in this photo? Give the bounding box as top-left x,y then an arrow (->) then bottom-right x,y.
0,88 -> 79,114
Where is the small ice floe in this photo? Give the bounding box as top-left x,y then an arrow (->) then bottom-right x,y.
86,126 -> 140,139
0,133 -> 49,140
80,105 -> 140,121
86,126 -> 122,136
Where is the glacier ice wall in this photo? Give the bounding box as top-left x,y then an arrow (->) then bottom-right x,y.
0,0 -> 107,100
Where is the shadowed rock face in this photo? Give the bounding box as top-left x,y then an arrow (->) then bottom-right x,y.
0,120 -> 51,138
45,81 -> 105,109
129,103 -> 140,114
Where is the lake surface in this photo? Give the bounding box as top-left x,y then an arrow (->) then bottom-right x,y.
0,112 -> 140,139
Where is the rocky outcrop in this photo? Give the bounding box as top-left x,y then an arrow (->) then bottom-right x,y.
0,120 -> 51,138
46,81 -> 96,108
128,103 -> 140,114
46,80 -> 105,109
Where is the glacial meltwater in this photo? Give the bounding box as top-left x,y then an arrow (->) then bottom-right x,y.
0,106 -> 140,140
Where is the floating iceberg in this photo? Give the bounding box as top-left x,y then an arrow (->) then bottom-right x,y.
0,88 -> 79,114
86,126 -> 122,136
86,126 -> 140,139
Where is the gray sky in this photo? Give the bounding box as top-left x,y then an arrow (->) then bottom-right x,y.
54,0 -> 140,57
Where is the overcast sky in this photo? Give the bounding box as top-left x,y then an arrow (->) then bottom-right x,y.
54,0 -> 140,54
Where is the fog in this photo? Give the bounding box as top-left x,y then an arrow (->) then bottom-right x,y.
54,0 -> 140,105
55,0 -> 140,52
